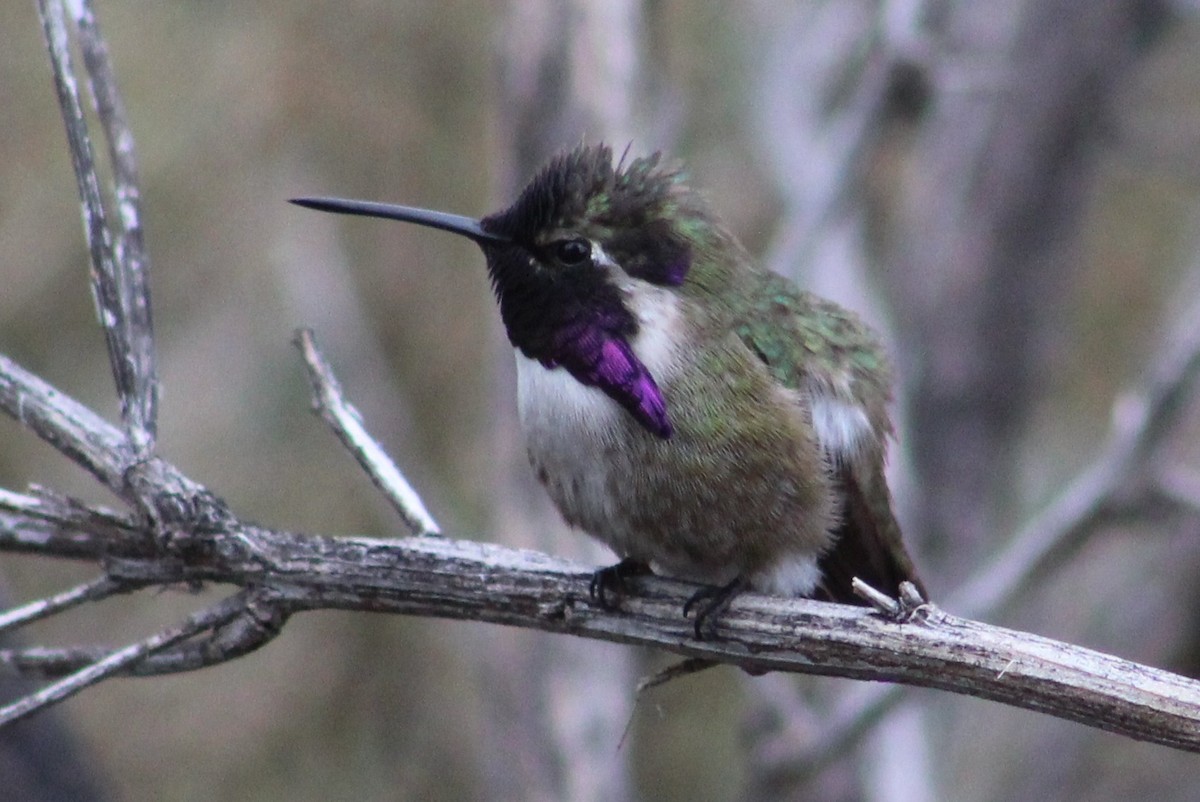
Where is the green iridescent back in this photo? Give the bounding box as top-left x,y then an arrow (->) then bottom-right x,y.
734,271 -> 893,435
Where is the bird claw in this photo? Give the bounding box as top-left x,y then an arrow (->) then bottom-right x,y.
683,578 -> 745,640
589,558 -> 651,609
851,577 -> 928,622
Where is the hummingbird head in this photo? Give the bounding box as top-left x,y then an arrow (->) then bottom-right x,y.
292,143 -> 726,439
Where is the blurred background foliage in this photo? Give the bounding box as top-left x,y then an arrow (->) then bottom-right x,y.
2,1 -> 1200,800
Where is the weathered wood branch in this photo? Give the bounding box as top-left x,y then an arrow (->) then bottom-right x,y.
2,467 -> 1199,749
38,0 -> 157,456
2,341 -> 1200,744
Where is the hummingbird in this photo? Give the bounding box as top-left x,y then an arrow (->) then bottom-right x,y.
292,143 -> 924,637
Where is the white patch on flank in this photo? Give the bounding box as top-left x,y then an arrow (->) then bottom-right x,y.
810,394 -> 871,460
753,553 -> 822,597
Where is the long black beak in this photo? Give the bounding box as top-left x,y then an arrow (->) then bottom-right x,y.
290,197 -> 508,245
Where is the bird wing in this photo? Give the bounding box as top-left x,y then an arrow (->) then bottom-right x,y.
734,272 -> 925,601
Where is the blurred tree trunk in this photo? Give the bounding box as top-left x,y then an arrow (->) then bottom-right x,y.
470,2 -> 647,800
887,0 -> 1163,798
884,0 -> 1157,583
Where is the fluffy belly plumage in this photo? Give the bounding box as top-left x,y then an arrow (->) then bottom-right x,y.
514,349 -> 834,597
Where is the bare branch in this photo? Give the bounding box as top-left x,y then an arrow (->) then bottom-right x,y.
1,493 -> 1198,751
252,535 -> 1200,754
0,590 -> 285,678
75,0 -> 157,455
0,590 -> 252,727
636,657 -> 717,693
952,291 -> 1200,619
0,487 -> 147,561
0,574 -> 128,635
36,0 -> 156,455
0,353 -> 131,494
0,349 -> 228,536
294,328 -> 440,535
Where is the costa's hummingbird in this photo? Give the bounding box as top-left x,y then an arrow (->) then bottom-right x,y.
293,143 -> 924,637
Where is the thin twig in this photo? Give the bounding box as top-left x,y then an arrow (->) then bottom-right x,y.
295,328 -> 440,535
0,350 -> 224,531
72,0 -> 157,455
0,353 -> 131,494
0,588 -> 289,678
2,485 -> 135,532
0,487 -> 147,561
953,294 -> 1200,618
0,575 -> 128,636
851,578 -> 900,616
637,657 -> 717,693
38,0 -> 154,453
0,590 -> 250,727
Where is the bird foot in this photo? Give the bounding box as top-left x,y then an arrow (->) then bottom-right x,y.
589,558 -> 652,609
851,578 -> 928,622
683,578 -> 746,640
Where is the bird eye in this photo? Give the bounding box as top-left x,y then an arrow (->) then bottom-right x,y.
553,238 -> 591,267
